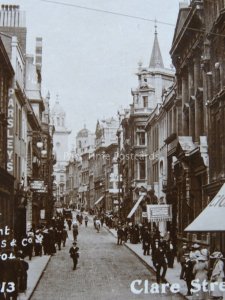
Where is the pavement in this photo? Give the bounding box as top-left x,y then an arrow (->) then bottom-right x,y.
104,226 -> 189,299
18,255 -> 51,300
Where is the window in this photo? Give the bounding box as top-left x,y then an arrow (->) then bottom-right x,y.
139,159 -> 146,180
57,117 -> 60,126
19,109 -> 22,139
143,96 -> 148,108
137,132 -> 145,145
153,162 -> 159,182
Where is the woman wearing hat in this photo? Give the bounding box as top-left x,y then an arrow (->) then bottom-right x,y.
210,252 -> 224,299
192,254 -> 208,300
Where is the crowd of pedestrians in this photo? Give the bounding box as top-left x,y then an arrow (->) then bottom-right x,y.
177,242 -> 225,299
112,220 -> 225,299
0,212 -> 70,300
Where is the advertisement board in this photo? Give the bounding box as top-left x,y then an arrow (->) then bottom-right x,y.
147,204 -> 172,222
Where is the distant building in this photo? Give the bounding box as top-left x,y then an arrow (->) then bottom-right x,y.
51,99 -> 71,204
94,118 -> 119,213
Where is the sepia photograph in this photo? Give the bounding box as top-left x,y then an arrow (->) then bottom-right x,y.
0,0 -> 225,299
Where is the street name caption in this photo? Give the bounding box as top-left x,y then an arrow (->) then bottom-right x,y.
130,279 -> 225,295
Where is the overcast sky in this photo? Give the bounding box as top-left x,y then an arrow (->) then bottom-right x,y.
6,0 -> 183,147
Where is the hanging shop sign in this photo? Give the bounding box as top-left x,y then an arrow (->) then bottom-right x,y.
7,88 -> 15,174
147,204 -> 172,222
30,180 -> 45,190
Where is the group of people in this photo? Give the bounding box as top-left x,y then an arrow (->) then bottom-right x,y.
0,249 -> 29,300
178,242 -> 225,299
115,222 -> 225,299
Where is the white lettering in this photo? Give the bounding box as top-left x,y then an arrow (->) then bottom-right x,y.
150,283 -> 160,294
130,280 -> 143,295
7,162 -> 13,172
161,283 -> 170,293
7,119 -> 13,128
170,283 -> 180,293
7,139 -> 13,149
8,108 -> 13,118
219,282 -> 225,292
191,279 -> 201,293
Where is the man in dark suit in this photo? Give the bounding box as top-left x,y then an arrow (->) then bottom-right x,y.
154,245 -> 168,283
69,242 -> 79,270
142,227 -> 151,255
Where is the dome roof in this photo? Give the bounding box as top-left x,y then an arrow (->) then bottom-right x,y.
51,101 -> 65,116
77,127 -> 90,138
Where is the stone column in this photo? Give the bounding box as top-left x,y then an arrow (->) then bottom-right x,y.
182,69 -> 189,135
194,57 -> 201,142
194,56 -> 201,93
189,99 -> 195,139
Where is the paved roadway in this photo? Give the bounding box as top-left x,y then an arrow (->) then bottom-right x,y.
31,217 -> 184,300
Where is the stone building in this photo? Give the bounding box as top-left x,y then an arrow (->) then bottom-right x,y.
51,99 -> 71,205
75,126 -> 95,210
165,0 -> 209,246
123,29 -> 174,224
94,118 -> 118,213
0,35 -> 14,229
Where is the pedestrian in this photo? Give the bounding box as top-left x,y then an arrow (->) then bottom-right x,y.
192,254 -> 208,300
154,245 -> 168,283
26,231 -> 34,260
62,226 -> 68,247
42,228 -> 50,255
100,216 -> 104,227
34,230 -> 43,256
142,227 -> 151,255
165,240 -> 175,268
84,215 -> 89,227
69,242 -> 80,270
190,243 -> 201,260
67,218 -> 72,230
177,242 -> 188,279
151,238 -> 160,267
183,253 -> 195,296
17,250 -> 29,293
117,226 -> 124,245
210,251 -> 224,300
95,219 -> 101,233
56,228 -> 62,250
72,221 -> 79,241
3,251 -> 23,300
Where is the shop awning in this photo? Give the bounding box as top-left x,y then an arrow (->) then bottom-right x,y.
94,196 -> 104,206
185,183 -> 225,232
127,195 -> 145,219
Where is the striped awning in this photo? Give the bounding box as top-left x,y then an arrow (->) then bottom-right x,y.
127,195 -> 144,218
94,196 -> 104,205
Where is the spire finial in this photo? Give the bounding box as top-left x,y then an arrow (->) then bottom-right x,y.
154,18 -> 157,35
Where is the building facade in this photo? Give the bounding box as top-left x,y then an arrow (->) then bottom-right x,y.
122,29 -> 174,224
52,99 -> 71,205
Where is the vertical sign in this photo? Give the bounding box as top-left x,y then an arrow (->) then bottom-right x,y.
7,88 -> 14,175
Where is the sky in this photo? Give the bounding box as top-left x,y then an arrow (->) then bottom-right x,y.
4,0 -> 183,147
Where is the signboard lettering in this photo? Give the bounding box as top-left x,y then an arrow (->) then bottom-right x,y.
147,204 -> 172,222
7,89 -> 14,174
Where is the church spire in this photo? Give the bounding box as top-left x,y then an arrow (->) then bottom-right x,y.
149,22 -> 164,68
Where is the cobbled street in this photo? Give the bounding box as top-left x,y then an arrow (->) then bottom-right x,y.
31,218 -> 184,300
